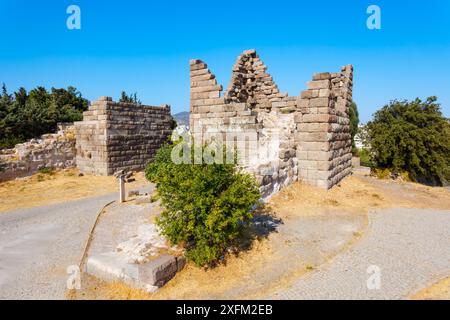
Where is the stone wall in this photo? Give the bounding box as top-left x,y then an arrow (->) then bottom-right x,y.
0,123 -> 76,182
75,97 -> 172,175
190,49 -> 353,197
296,67 -> 353,189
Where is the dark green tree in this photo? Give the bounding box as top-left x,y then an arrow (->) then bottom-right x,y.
0,84 -> 11,120
0,84 -> 23,148
119,91 -> 141,104
0,84 -> 88,149
367,97 -> 450,186
348,102 -> 359,154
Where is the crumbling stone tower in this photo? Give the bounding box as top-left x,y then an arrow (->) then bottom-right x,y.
75,96 -> 172,175
190,49 -> 353,196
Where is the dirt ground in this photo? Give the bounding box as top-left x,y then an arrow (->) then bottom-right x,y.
0,168 -> 148,213
411,277 -> 450,300
71,171 -> 450,300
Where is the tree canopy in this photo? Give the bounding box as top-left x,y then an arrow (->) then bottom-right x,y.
119,91 -> 141,104
367,97 -> 450,186
0,84 -> 88,149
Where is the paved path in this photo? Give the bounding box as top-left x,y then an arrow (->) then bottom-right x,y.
270,208 -> 450,300
0,193 -> 120,299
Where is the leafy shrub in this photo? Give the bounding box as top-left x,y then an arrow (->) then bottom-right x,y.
367,97 -> 450,186
146,143 -> 261,267
145,143 -> 173,183
357,148 -> 373,168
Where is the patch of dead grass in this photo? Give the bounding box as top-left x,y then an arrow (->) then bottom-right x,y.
68,275 -> 152,300
0,168 -> 148,213
411,277 -> 450,300
268,174 -> 450,220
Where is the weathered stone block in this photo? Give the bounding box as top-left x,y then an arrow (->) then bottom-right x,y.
309,98 -> 329,108
139,255 -> 178,287
307,80 -> 330,90
190,62 -> 207,71
313,73 -> 331,81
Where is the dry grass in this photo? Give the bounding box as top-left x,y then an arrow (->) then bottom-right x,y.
269,174 -> 450,220
0,168 -> 148,213
68,275 -> 152,300
411,277 -> 450,300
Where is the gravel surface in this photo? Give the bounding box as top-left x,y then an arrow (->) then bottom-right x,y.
0,193 -> 116,299
223,211 -> 366,299
0,185 -> 152,300
270,208 -> 450,300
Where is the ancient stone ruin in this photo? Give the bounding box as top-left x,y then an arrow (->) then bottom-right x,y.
74,97 -> 173,175
190,49 -> 353,197
0,98 -> 173,181
1,49 -> 354,199
0,123 -> 76,182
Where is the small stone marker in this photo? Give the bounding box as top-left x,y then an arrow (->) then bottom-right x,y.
114,170 -> 126,203
113,170 -> 136,203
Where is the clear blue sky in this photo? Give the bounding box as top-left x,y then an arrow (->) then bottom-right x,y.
0,0 -> 449,122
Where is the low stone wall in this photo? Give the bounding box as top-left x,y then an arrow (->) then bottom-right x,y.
0,123 -> 76,182
75,97 -> 173,175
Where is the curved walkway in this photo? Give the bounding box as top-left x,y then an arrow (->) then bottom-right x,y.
0,193 -> 116,299
270,208 -> 450,300
0,185 -> 152,300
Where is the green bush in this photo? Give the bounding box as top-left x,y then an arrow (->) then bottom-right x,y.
367,97 -> 450,186
145,143 -> 173,183
145,143 -> 261,267
357,148 -> 373,168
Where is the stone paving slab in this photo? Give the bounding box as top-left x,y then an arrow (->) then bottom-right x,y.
86,252 -> 185,292
85,188 -> 185,292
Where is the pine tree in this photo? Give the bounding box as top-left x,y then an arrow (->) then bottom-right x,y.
119,91 -> 141,104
